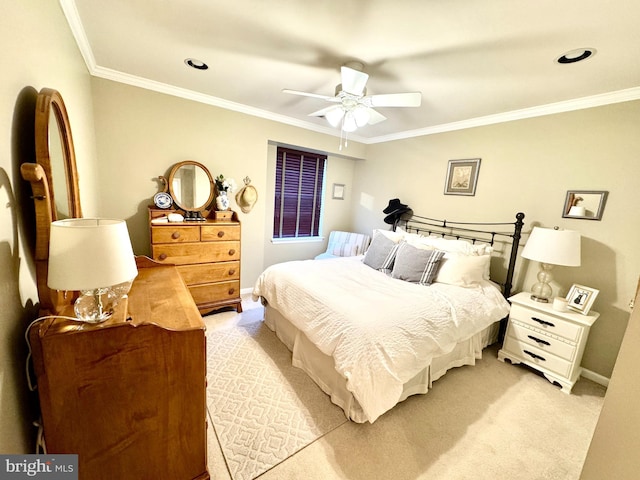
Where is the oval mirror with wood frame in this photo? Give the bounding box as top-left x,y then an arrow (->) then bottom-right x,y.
167,160 -> 215,219
21,88 -> 82,314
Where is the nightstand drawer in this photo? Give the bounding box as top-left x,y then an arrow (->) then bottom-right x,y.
508,321 -> 577,361
503,336 -> 572,378
510,304 -> 581,342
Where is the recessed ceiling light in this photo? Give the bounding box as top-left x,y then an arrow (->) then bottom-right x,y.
184,58 -> 209,70
556,48 -> 596,64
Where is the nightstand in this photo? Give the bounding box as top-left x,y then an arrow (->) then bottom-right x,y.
498,291 -> 599,393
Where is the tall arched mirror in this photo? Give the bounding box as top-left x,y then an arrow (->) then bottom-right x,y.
21,88 -> 82,313
168,160 -> 215,218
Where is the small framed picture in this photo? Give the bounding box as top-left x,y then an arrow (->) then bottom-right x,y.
444,158 -> 481,196
332,183 -> 345,200
566,284 -> 599,315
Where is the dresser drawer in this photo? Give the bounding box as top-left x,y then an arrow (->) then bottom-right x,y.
178,261 -> 240,286
509,304 -> 581,342
152,241 -> 240,265
503,336 -> 572,378
508,321 -> 577,361
201,225 -> 240,242
189,281 -> 240,305
151,226 -> 200,244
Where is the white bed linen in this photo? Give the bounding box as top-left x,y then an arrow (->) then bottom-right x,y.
252,256 -> 510,423
264,304 -> 499,423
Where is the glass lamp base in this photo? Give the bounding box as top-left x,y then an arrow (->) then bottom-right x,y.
74,288 -> 118,323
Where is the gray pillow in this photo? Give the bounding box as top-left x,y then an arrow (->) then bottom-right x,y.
391,242 -> 445,285
363,234 -> 400,271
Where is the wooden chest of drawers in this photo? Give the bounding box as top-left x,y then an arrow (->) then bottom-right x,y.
29,260 -> 210,479
498,291 -> 599,393
149,208 -> 242,315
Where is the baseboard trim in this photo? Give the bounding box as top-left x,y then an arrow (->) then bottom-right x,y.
241,287 -> 254,296
581,368 -> 610,388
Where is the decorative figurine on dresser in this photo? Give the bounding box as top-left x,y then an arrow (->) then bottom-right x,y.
151,160 -> 242,314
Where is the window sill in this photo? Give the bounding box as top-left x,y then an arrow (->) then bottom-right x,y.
271,236 -> 325,245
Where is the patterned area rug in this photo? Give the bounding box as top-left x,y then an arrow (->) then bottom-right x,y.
206,321 -> 347,480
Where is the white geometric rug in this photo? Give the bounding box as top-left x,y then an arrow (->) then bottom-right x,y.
206,321 -> 347,480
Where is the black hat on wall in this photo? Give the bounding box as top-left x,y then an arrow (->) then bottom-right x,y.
383,198 -> 408,214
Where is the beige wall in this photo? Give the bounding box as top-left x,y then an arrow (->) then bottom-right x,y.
581,288 -> 640,479
90,78 -> 365,288
355,102 -> 640,378
0,1 -> 99,452
2,0 -> 637,456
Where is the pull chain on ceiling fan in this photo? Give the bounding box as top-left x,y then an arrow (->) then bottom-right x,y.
283,62 -> 422,149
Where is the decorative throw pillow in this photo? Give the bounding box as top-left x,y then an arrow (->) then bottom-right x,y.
330,243 -> 359,257
391,242 -> 445,285
363,233 -> 400,271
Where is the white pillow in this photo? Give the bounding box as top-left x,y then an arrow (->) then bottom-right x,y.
427,237 -> 492,256
372,228 -> 404,243
434,254 -> 490,287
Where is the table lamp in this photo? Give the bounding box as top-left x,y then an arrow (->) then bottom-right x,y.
521,226 -> 581,303
48,218 -> 138,322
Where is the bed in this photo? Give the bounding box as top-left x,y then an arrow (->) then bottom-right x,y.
253,212 -> 525,423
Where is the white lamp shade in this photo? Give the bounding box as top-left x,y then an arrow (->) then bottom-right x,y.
48,218 -> 138,291
521,226 -> 581,267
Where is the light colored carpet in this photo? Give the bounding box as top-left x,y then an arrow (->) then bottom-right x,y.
205,320 -> 347,480
204,300 -> 605,480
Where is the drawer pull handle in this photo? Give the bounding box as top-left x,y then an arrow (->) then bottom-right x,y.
228,249 -> 236,256
523,350 -> 546,362
158,253 -> 167,261
527,335 -> 551,346
172,232 -> 180,239
228,269 -> 235,275
531,316 -> 555,328
228,288 -> 235,295
217,231 -> 225,238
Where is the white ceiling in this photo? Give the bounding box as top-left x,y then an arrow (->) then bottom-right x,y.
63,0 -> 640,143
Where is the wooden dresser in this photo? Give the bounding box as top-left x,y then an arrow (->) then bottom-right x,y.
29,259 -> 209,480
149,207 -> 242,315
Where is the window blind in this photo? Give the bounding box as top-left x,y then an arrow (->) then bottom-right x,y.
274,147 -> 326,238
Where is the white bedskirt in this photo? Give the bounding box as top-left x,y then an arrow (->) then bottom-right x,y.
264,304 -> 499,423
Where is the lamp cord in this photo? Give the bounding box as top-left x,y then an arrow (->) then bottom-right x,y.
24,315 -> 84,392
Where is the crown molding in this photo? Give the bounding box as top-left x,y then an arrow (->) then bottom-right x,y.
61,0 -> 640,146
369,86 -> 640,143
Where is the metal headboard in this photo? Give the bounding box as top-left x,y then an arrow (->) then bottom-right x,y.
395,212 -> 525,299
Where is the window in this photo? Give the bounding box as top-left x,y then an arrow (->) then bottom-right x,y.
273,146 -> 326,239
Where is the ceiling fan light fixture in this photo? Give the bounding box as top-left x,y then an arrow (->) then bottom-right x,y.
342,112 -> 358,133
353,106 -> 371,127
325,107 -> 345,127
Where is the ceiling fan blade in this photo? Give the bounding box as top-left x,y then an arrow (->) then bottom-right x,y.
282,89 -> 336,101
308,105 -> 341,117
369,92 -> 422,107
367,108 -> 387,125
341,66 -> 369,96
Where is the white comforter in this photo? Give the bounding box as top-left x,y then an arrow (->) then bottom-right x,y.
252,256 -> 510,423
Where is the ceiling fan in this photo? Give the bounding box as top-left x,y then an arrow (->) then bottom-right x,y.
283,62 -> 422,134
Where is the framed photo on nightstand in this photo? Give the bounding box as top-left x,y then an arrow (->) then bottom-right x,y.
566,284 -> 599,315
